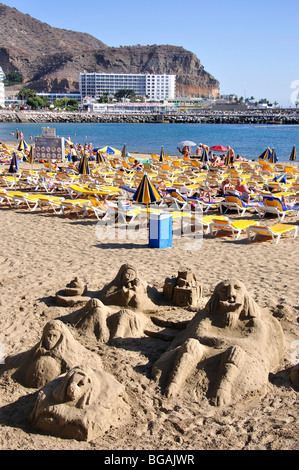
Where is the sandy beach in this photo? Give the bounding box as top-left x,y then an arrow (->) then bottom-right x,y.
0,150 -> 298,451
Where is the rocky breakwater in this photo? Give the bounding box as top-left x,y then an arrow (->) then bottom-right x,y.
0,110 -> 299,125
0,111 -> 160,124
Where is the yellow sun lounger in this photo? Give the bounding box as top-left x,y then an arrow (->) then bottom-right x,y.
256,196 -> 298,222
12,193 -> 44,211
0,190 -> 27,206
247,223 -> 298,244
210,217 -> 258,239
182,214 -> 227,234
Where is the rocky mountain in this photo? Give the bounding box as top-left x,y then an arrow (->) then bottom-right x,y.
0,3 -> 219,97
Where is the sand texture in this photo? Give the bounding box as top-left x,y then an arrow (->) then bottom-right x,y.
0,159 -> 298,451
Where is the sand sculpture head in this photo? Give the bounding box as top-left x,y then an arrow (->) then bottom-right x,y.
52,366 -> 96,409
99,263 -> 154,310
205,279 -> 260,328
21,320 -> 103,388
30,365 -> 131,441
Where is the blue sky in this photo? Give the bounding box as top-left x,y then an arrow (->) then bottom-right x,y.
2,0 -> 299,106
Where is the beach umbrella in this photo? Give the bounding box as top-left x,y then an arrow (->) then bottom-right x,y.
201,147 -> 209,163
96,150 -> 106,163
258,147 -> 272,160
210,145 -> 228,152
93,146 -> 121,155
289,145 -> 296,161
17,139 -> 29,152
78,153 -> 90,174
15,130 -> 19,140
121,144 -> 127,159
64,137 -> 74,146
159,146 -> 165,162
133,174 -> 161,207
177,141 -> 196,147
224,151 -> 231,166
268,148 -> 278,163
27,146 -> 34,164
274,173 -> 287,184
8,152 -> 18,173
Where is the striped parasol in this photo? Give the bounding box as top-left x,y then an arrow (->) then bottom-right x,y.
268,148 -> 278,163
289,145 -> 296,161
121,144 -> 127,159
224,151 -> 231,166
8,152 -> 18,173
133,174 -> 161,207
159,146 -> 165,162
201,147 -> 209,163
27,146 -> 34,164
15,130 -> 19,140
17,139 -> 29,152
78,153 -> 90,174
258,147 -> 272,160
96,150 -> 106,163
93,146 -> 121,156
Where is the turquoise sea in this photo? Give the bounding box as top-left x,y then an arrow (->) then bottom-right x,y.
0,122 -> 298,162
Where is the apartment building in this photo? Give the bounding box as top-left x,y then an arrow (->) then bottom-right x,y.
79,72 -> 176,101
0,67 -> 5,108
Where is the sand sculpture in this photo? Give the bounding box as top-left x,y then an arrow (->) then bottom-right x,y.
98,263 -> 156,311
163,269 -> 202,307
56,276 -> 89,307
65,298 -> 152,344
290,363 -> 299,391
152,279 -> 285,406
30,365 -> 130,441
15,320 -> 103,388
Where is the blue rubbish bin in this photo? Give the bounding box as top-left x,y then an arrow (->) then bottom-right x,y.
149,212 -> 172,248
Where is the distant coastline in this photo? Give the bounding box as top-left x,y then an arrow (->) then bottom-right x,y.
0,109 -> 299,125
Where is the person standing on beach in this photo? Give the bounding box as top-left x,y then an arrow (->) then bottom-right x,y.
227,145 -> 235,164
70,145 -> 78,163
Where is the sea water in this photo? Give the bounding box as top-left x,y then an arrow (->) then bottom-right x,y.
0,122 -> 298,162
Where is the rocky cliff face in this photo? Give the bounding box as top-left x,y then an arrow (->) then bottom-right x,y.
0,4 -> 219,97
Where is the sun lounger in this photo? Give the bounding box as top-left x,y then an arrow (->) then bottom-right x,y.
210,217 -> 258,239
183,214 -> 227,234
219,194 -> 260,216
256,196 -> 299,222
105,203 -> 141,225
162,189 -> 190,210
0,190 -> 27,206
247,223 -> 298,244
12,193 -> 43,211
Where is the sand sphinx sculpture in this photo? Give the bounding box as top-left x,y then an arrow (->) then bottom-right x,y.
152,279 -> 285,406
30,365 -> 130,442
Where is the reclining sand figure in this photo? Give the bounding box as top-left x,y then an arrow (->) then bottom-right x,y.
152,279 -> 285,406
13,319 -> 103,388
30,365 -> 130,441
64,298 -> 153,344
98,263 -> 156,311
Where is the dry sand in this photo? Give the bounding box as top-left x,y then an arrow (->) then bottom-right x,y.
0,157 -> 298,451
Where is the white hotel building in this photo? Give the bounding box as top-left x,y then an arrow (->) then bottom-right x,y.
79,72 -> 176,101
0,66 -> 6,108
